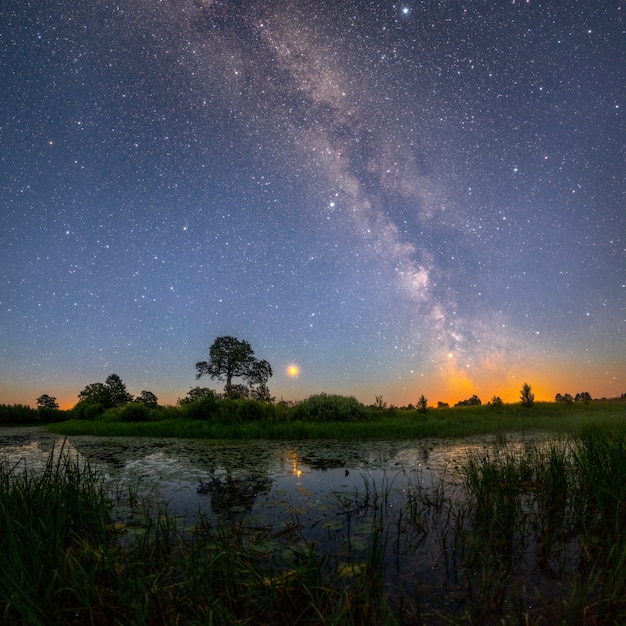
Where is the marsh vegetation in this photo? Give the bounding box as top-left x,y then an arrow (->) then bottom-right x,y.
3,421 -> 626,624
38,396 -> 626,441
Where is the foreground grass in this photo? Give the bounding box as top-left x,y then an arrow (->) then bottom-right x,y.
0,442 -> 394,626
47,400 -> 626,440
5,426 -> 626,624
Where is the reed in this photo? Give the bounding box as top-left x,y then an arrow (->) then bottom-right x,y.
6,426 -> 626,624
0,441 -> 111,625
446,429 -> 626,624
47,400 -> 626,440
0,444 -> 400,625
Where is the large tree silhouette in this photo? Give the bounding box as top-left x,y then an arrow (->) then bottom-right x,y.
195,336 -> 273,400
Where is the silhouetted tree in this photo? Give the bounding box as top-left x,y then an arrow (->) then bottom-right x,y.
520,382 -> 535,408
374,395 -> 387,409
77,374 -> 133,409
455,395 -> 482,407
36,394 -> 59,410
416,394 -> 428,413
178,387 -> 218,406
247,359 -> 274,401
105,374 -> 133,407
78,382 -> 112,408
488,395 -> 504,408
227,384 -> 251,399
196,336 -> 273,400
136,390 -> 158,407
575,391 -> 592,404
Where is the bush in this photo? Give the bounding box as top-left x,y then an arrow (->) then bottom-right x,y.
455,395 -> 482,407
291,394 -> 371,422
72,401 -> 105,421
488,396 -> 504,409
98,408 -> 121,422
37,407 -> 66,423
181,395 -> 219,420
217,399 -> 277,423
178,387 -> 218,407
149,406 -> 178,421
156,406 -> 182,422
119,402 -> 151,422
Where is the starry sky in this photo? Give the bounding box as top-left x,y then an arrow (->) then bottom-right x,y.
1,0 -> 625,409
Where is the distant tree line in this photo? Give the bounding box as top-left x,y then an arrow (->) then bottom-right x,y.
454,395 -> 482,408
555,392 -> 593,404
376,384 -> 534,415
3,332 -> 621,427
439,383 -> 534,409
0,401 -> 64,425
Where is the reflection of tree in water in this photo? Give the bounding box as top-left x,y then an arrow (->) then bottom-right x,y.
296,441 -> 405,471
197,471 -> 272,518
298,454 -> 345,470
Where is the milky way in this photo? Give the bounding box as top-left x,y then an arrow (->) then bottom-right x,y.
1,1 -> 624,407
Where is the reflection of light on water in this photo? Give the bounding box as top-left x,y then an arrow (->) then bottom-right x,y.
290,452 -> 302,478
1,427 -> 557,515
0,434 -> 84,475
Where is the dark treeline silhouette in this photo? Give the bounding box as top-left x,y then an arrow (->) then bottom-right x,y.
555,392 -> 593,404
3,347 -> 624,428
454,395 -> 482,407
0,404 -> 64,425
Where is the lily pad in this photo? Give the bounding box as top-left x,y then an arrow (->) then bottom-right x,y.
338,562 -> 367,578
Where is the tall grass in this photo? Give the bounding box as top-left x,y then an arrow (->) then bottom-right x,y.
47,399 -> 626,440
445,429 -> 626,624
7,425 -> 626,623
0,441 -> 111,625
0,444 -> 395,625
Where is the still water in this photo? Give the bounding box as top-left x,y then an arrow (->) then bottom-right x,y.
0,426 -> 546,500
1,425 -> 559,615
0,425 -> 549,533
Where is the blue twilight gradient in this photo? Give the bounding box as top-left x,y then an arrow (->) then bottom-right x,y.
1,1 -> 624,408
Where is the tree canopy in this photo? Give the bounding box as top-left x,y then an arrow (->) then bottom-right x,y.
36,394 -> 59,410
136,390 -> 159,407
77,374 -> 133,409
195,336 -> 273,400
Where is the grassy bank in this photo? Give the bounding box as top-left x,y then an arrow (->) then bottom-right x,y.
0,442 -> 394,626
46,399 -> 626,440
4,427 -> 626,623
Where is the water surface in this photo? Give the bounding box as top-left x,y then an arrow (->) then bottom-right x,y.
0,425 -> 551,530
0,425 -> 555,609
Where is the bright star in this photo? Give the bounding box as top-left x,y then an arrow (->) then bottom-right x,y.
287,365 -> 299,377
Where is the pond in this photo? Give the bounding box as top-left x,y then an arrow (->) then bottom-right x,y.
0,426 -> 549,518
0,426 -> 561,621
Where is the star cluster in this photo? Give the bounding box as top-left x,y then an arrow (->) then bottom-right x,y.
1,1 -> 624,407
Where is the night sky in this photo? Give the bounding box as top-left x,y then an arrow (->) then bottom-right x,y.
1,1 -> 625,409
